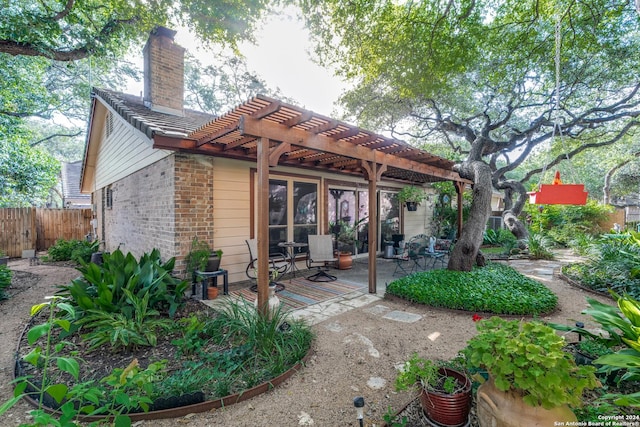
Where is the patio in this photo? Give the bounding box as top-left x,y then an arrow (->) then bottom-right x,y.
201,253 -> 449,325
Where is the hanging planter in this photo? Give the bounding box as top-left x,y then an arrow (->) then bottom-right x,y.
527,172 -> 587,205
405,201 -> 418,211
398,186 -> 427,212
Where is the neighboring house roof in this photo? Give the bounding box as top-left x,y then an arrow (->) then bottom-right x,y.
92,88 -> 214,139
61,161 -> 91,205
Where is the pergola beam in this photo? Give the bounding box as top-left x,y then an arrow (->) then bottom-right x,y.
239,116 -> 465,183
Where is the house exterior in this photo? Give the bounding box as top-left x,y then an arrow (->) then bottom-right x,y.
81,27 -> 468,288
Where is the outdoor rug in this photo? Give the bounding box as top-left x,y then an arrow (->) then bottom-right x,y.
229,277 -> 365,312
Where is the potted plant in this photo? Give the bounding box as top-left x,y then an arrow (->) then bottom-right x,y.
395,353 -> 472,427
464,317 -> 599,427
186,238 -> 223,273
0,250 -> 8,266
397,186 -> 427,211
573,338 -> 613,366
335,218 -> 367,269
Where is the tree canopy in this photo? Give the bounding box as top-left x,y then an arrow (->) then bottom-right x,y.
0,0 -> 274,206
0,0 -> 270,61
300,0 -> 640,270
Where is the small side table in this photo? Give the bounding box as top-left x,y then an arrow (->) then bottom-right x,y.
192,269 -> 229,299
278,242 -> 308,278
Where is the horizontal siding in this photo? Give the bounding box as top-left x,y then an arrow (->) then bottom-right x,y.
212,159 -> 252,283
94,107 -> 172,189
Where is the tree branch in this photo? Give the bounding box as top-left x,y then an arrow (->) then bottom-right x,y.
31,131 -> 83,147
0,17 -> 138,61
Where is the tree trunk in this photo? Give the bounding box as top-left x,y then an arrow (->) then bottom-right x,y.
503,210 -> 528,242
448,160 -> 493,271
496,179 -> 529,243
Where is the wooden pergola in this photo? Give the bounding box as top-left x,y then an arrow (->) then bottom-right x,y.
153,95 -> 470,315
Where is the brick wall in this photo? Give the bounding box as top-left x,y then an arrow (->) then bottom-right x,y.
143,27 -> 184,114
174,154 -> 215,276
101,155 -> 177,262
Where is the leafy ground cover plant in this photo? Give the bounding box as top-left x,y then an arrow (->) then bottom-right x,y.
0,264 -> 11,300
386,262 -> 557,315
562,232 -> 640,299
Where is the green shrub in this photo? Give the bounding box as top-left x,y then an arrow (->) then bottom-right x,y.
525,200 -> 613,245
0,265 -> 12,300
46,238 -> 98,262
483,228 -> 516,246
58,248 -> 189,320
71,240 -> 100,264
386,262 -> 557,315
526,231 -> 554,260
78,290 -> 172,351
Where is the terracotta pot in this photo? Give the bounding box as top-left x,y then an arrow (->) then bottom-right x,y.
476,377 -> 576,427
207,286 -> 219,300
420,368 -> 472,427
337,252 -> 352,270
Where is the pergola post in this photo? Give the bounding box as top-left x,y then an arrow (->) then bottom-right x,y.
362,160 -> 387,294
256,137 -> 270,316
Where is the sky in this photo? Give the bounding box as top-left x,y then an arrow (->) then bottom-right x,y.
127,7 -> 348,116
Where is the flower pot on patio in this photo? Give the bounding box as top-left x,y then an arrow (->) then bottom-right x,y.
337,251 -> 352,270
207,286 -> 219,299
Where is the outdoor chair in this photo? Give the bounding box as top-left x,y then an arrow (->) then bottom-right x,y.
306,234 -> 338,282
245,239 -> 289,285
420,235 -> 447,269
393,236 -> 424,276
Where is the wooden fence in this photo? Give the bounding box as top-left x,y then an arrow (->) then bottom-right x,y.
0,208 -> 92,257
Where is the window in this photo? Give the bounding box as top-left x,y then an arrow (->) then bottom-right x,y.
328,188 -> 369,254
266,178 -> 317,255
105,186 -> 113,209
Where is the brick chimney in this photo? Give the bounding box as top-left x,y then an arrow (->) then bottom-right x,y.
143,26 -> 185,116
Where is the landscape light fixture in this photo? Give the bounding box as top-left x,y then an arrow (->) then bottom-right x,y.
353,396 -> 365,427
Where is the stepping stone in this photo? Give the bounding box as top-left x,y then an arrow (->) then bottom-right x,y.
323,321 -> 343,332
364,304 -> 391,315
383,310 -> 422,323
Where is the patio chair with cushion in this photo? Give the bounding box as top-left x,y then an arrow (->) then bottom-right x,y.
306,234 -> 338,282
245,239 -> 289,284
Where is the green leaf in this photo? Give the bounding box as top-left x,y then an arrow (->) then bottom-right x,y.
54,318 -> 71,332
0,395 -> 23,416
114,414 -> 132,427
44,383 -> 68,404
27,323 -> 51,345
22,347 -> 42,366
57,357 -> 80,380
